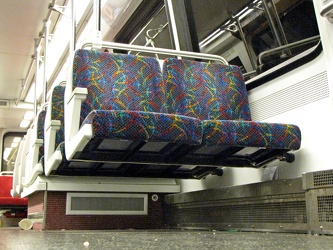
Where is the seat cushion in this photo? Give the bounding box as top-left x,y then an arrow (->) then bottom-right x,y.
82,110 -> 203,145
0,197 -> 28,206
203,120 -> 301,150
163,58 -> 251,121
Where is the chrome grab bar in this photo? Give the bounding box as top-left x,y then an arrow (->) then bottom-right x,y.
258,35 -> 320,65
81,41 -> 229,65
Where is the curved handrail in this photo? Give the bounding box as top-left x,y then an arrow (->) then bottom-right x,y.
258,35 -> 320,65
247,41 -> 322,90
81,41 -> 229,65
0,171 -> 14,176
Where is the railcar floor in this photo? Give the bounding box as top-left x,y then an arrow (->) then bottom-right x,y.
1,228 -> 332,250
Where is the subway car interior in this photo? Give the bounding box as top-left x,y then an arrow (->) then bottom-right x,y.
1,0 -> 333,248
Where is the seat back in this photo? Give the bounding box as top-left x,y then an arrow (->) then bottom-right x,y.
36,110 -> 46,163
73,49 -> 167,125
1,174 -> 28,207
163,58 -> 252,121
43,85 -> 66,176
17,127 -> 33,194
50,85 -> 65,148
24,110 -> 46,183
11,137 -> 25,196
0,175 -> 13,197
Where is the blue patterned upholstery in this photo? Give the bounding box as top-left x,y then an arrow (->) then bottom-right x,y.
73,50 -> 167,121
73,50 -> 202,145
163,58 -> 301,150
82,110 -> 202,144
163,58 -> 251,120
50,85 -> 65,149
36,110 -> 46,164
203,120 -> 301,149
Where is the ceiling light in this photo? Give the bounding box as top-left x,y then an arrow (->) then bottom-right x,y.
20,120 -> 31,128
24,111 -> 35,120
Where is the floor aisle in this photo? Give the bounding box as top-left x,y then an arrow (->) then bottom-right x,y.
1,228 -> 333,250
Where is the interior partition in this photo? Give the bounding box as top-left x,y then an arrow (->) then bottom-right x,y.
28,191 -> 168,230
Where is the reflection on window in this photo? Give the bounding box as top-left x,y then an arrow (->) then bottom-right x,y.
197,0 -> 320,75
251,0 -> 319,62
128,6 -> 172,59
101,0 -> 130,27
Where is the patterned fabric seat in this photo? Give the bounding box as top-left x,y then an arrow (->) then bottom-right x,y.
163,58 -> 301,167
13,128 -> 33,195
68,50 -> 202,164
44,85 -> 66,176
24,110 -> 46,186
50,86 -> 65,151
36,111 -> 46,163
39,55 -> 217,179
81,110 -> 201,144
203,120 -> 301,149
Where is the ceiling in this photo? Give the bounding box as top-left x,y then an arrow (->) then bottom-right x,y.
0,0 -> 53,129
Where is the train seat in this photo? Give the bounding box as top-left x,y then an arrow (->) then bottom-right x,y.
13,127 -> 34,196
11,134 -> 26,197
44,85 -> 66,176
163,58 -> 301,168
43,79 -> 214,178
0,174 -> 28,208
23,110 -> 46,186
44,84 -> 105,176
64,50 -> 204,170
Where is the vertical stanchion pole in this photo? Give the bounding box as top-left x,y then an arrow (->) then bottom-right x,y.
34,39 -> 41,122
92,0 -> 102,49
65,0 -> 77,144
67,0 -> 76,93
164,0 -> 181,51
261,0 -> 290,58
94,0 -> 101,31
235,18 -> 257,69
43,19 -> 51,105
70,0 -> 76,54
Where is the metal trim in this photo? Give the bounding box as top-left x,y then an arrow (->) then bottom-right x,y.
81,41 -> 229,65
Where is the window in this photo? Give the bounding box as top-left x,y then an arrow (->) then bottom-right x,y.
2,132 -> 25,172
197,0 -> 320,77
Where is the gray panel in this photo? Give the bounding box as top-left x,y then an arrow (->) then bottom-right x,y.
166,178 -> 303,204
165,178 -> 307,233
303,169 -> 333,190
306,188 -> 333,234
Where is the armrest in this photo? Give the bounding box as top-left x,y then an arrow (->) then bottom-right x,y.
67,87 -> 88,105
65,87 -> 90,160
44,120 -> 61,163
65,87 -> 88,142
30,138 -> 43,167
45,120 -> 61,132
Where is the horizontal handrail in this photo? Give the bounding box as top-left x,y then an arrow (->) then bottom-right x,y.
258,35 -> 320,65
81,41 -> 229,65
0,171 -> 14,176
